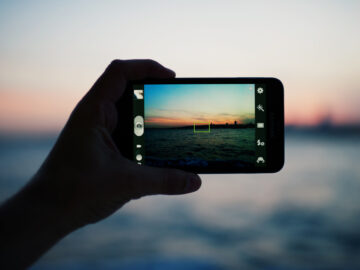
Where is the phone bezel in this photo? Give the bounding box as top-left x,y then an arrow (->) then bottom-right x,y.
113,77 -> 284,174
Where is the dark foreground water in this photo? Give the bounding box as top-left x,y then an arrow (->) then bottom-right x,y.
145,128 -> 255,168
0,132 -> 360,270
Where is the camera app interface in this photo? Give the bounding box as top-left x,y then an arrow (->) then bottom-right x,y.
132,83 -> 266,170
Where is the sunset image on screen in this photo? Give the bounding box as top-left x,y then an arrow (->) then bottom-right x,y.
144,84 -> 255,128
143,84 -> 256,169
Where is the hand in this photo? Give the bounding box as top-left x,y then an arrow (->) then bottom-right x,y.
34,59 -> 202,229
0,60 -> 201,270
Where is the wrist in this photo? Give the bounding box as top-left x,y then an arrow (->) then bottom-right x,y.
0,172 -> 76,269
19,171 -> 79,237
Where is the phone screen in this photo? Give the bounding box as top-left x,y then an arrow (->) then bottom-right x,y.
131,83 -> 267,170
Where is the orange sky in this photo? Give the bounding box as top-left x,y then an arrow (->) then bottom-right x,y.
0,89 -> 79,133
0,1 -> 360,133
145,117 -> 246,127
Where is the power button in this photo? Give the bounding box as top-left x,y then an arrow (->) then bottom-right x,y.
134,115 -> 144,136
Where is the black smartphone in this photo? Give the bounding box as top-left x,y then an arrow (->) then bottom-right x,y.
113,78 -> 284,173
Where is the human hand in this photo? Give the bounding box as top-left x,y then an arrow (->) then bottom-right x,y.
30,59 -> 202,230
0,59 -> 202,270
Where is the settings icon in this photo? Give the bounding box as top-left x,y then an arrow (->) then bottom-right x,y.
257,87 -> 264,94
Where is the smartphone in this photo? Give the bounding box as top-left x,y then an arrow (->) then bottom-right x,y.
113,78 -> 284,173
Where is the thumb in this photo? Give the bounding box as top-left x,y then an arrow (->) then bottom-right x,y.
124,160 -> 202,198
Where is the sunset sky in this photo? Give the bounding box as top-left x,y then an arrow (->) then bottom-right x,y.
0,0 -> 360,133
144,84 -> 255,127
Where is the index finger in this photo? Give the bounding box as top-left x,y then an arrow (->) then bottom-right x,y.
88,59 -> 175,102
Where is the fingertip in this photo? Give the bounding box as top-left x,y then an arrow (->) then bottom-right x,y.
183,174 -> 202,193
166,68 -> 176,78
126,161 -> 201,197
146,59 -> 175,77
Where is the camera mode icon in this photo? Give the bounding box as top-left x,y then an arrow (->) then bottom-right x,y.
257,139 -> 265,146
257,123 -> 264,128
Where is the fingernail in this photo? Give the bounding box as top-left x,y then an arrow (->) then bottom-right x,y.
184,174 -> 201,192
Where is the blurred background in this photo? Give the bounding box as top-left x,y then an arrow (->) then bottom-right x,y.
1,0 -> 360,269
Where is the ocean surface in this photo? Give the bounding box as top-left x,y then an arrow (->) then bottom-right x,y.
1,132 -> 360,270
145,128 -> 255,167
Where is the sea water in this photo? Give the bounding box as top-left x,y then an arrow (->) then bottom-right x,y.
145,128 -> 255,167
0,132 -> 360,270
